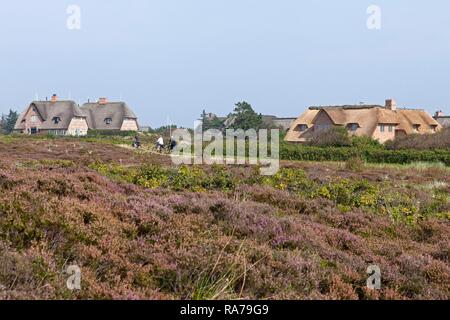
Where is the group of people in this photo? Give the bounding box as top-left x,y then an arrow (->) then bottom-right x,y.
155,136 -> 177,152
133,134 -> 177,153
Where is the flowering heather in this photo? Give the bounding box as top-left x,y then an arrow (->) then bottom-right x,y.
0,138 -> 449,300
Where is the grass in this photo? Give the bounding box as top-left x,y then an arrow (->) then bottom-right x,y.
364,161 -> 450,171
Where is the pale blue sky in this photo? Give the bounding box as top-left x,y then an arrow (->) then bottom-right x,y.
1,0 -> 449,127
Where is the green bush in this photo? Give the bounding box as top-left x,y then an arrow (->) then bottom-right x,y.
385,128 -> 450,150
351,136 -> 383,149
345,157 -> 364,171
205,165 -> 236,191
280,144 -> 450,166
87,130 -> 137,137
133,165 -> 169,188
261,167 -> 311,193
170,166 -> 208,191
307,127 -> 351,147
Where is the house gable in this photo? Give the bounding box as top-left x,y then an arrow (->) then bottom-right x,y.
67,117 -> 89,136
120,118 -> 139,131
311,109 -> 336,132
21,104 -> 45,134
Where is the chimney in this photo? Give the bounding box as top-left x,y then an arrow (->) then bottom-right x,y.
98,97 -> 108,105
51,94 -> 58,103
434,110 -> 444,118
385,99 -> 397,111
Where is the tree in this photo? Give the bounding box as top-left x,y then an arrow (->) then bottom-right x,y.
228,102 -> 263,131
0,110 -> 19,134
149,125 -> 178,136
200,110 -> 225,131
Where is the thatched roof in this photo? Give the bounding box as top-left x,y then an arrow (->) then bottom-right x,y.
81,102 -> 137,130
435,116 -> 450,128
285,104 -> 441,142
14,100 -> 86,131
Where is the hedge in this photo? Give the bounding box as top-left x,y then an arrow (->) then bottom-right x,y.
86,130 -> 137,137
280,145 -> 450,166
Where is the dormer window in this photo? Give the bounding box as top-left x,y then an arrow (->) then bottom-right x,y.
52,117 -> 61,124
413,124 -> 420,132
348,123 -> 359,132
105,118 -> 112,125
296,124 -> 308,132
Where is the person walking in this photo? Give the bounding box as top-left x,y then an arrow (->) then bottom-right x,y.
169,136 -> 177,152
156,136 -> 164,153
133,134 -> 141,149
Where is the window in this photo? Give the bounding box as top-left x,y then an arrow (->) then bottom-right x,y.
388,125 -> 394,132
349,123 -> 358,132
52,117 -> 61,124
31,115 -> 37,123
105,118 -> 112,125
413,124 -> 420,132
379,124 -> 385,132
430,125 -> 437,132
297,124 -> 308,132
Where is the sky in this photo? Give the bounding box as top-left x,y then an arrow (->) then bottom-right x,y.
0,0 -> 449,128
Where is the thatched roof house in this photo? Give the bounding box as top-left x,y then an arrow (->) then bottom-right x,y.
15,96 -> 139,136
285,99 -> 441,143
14,95 -> 88,136
81,98 -> 138,131
434,111 -> 450,128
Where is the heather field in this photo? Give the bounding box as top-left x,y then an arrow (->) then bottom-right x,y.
0,136 -> 449,300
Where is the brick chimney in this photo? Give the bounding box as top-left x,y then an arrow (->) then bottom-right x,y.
98,97 -> 108,105
434,110 -> 444,118
385,99 -> 397,111
51,94 -> 58,103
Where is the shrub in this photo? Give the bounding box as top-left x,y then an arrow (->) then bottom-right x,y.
87,130 -> 137,137
345,157 -> 364,171
261,168 -> 312,193
133,165 -> 169,189
351,136 -> 383,149
170,166 -> 208,191
307,127 -> 351,147
0,155 -> 449,299
205,165 -> 236,191
280,145 -> 450,166
386,128 -> 450,150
